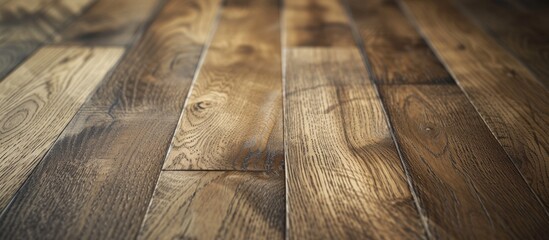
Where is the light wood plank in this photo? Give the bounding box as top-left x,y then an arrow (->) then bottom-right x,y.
285,48 -> 424,239
0,0 -> 222,238
0,0 -> 95,79
163,0 -> 283,171
58,0 -> 165,45
401,0 -> 549,209
139,171 -> 284,239
0,46 -> 123,211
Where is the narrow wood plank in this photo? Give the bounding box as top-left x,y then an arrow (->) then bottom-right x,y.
452,0 -> 549,87
0,0 -> 222,238
58,0 -> 165,45
285,0 -> 354,47
139,171 -> 284,239
285,48 -> 424,239
163,0 -> 283,171
0,0 -> 95,79
0,46 -> 123,211
401,0 -> 549,208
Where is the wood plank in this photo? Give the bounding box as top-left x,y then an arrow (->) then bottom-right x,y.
0,0 -> 95,79
163,0 -> 283,171
0,46 -> 123,211
0,0 -> 222,238
400,0 -> 549,209
285,0 -> 354,47
452,0 -> 549,87
138,171 -> 284,239
58,0 -> 165,46
284,48 -> 424,239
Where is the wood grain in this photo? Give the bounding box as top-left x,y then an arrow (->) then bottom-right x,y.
0,0 -> 222,238
451,0 -> 549,87
163,0 -> 283,171
401,0 -> 549,209
285,0 -> 354,47
139,171 -> 284,239
59,0 -> 165,45
0,46 -> 123,211
0,0 -> 95,79
284,48 -> 424,239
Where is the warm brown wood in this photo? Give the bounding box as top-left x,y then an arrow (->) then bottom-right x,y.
59,0 -> 165,45
401,0 -> 549,209
451,0 -> 549,87
0,46 -> 123,211
163,0 -> 283,171
0,0 -> 222,238
0,0 -> 95,79
348,0 -> 451,85
138,171 -> 284,239
285,0 -> 354,47
284,48 -> 425,239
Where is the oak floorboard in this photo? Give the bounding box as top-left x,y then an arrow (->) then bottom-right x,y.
0,46 -> 123,211
163,0 -> 283,171
285,48 -> 425,239
139,171 -> 284,239
0,0 -> 95,80
58,0 -> 165,46
0,0 -> 221,238
400,0 -> 549,210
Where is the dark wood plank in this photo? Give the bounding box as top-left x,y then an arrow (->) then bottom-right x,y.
0,0 -> 95,80
0,0 -> 222,238
452,0 -> 549,87
285,0 -> 355,47
0,46 -> 123,211
58,0 -> 165,45
163,0 -> 283,171
138,171 -> 284,239
401,0 -> 549,209
285,48 -> 425,239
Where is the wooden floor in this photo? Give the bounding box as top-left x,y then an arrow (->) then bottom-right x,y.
0,0 -> 548,239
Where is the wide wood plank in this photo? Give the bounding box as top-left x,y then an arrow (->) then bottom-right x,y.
0,0 -> 95,79
139,171 -> 284,239
0,0 -> 222,238
163,0 -> 283,171
452,0 -> 549,87
0,46 -> 123,211
58,0 -> 165,45
285,48 -> 424,239
401,0 -> 549,208
285,0 -> 354,47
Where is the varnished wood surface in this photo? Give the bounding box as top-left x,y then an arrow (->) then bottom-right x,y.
0,46 -> 123,211
0,0 -> 221,238
139,171 -> 284,239
401,0 -> 549,210
163,0 -> 283,171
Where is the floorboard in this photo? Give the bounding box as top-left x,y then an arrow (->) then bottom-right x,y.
0,0 -> 221,238
139,171 -> 284,239
163,0 -> 283,171
400,0 -> 549,210
0,46 -> 123,211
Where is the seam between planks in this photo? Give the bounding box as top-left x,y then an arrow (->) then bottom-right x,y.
395,0 -> 549,218
280,0 -> 289,239
341,0 -> 433,239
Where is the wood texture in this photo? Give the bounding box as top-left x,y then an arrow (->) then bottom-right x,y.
163,0 -> 283,171
401,0 -> 549,209
59,0 -> 164,45
139,171 -> 284,239
0,46 -> 123,211
284,48 -> 424,239
452,0 -> 549,87
285,0 -> 354,47
0,0 -> 222,238
0,0 -> 94,79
